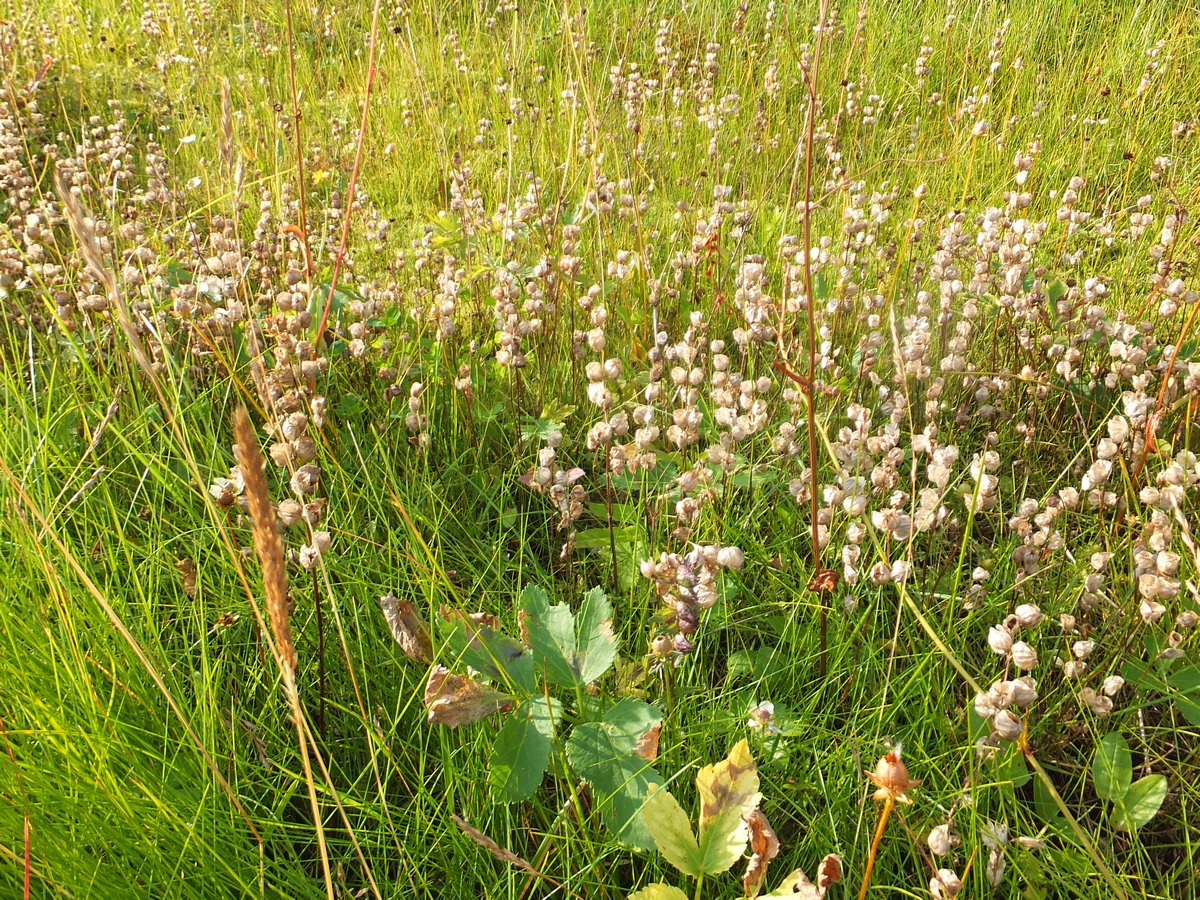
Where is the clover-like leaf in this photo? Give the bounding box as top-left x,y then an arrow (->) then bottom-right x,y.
1113,774 -> 1167,832
1093,732 -> 1132,802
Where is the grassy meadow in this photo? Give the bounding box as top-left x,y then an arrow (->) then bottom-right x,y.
2,0 -> 1200,897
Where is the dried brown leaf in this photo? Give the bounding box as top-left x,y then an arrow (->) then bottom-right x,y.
423,665 -> 512,728
634,722 -> 661,762
451,814 -> 564,891
380,593 -> 432,663
742,808 -> 781,899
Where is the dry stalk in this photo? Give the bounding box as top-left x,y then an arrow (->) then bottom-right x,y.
234,407 -> 333,899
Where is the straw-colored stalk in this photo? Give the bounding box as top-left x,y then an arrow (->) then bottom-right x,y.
234,407 -> 333,899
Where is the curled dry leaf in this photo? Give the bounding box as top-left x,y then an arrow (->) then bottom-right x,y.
633,722 -> 661,762
807,568 -> 840,593
380,593 -> 432,663
423,665 -> 512,728
176,558 -> 197,597
742,808 -> 781,899
761,855 -> 841,900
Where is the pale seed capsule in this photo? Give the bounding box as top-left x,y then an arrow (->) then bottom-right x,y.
992,709 -> 1023,741
1014,603 -> 1042,628
988,625 -> 1013,655
1011,641 -> 1038,671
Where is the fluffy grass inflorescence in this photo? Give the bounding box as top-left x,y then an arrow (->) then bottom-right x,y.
1,0 -> 1199,897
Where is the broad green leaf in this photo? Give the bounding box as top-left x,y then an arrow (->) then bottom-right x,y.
520,584 -> 579,687
628,885 -> 689,900
1093,733 -> 1132,801
566,700 -> 664,849
642,786 -> 703,878
996,744 -> 1032,789
440,608 -> 535,693
1113,774 -> 1167,832
1166,666 -> 1200,726
520,584 -> 618,687
695,739 -> 761,875
576,587 -> 618,683
489,698 -> 555,803
1033,770 -> 1067,826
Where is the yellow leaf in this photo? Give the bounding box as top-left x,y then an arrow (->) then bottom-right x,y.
695,739 -> 762,875
643,785 -> 703,879
628,884 -> 689,900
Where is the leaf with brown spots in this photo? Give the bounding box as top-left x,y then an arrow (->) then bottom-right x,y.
694,739 -> 763,875
380,593 -> 432,663
423,665 -> 513,728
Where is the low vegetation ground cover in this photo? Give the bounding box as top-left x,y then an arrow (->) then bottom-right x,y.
1,0 -> 1199,897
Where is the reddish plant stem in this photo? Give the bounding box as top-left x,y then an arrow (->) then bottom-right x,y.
313,0 -> 384,348
283,0 -> 313,282
801,1 -> 830,675
312,568 -> 326,738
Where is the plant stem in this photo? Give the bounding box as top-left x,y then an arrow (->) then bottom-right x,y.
857,795 -> 894,900
282,0 -> 313,282
801,0 -> 830,676
313,0 -> 384,348
312,567 -> 326,738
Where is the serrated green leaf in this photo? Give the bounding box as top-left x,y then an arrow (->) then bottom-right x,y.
1113,774 -> 1167,832
520,584 -> 580,687
576,587 -> 618,683
440,609 -> 535,693
694,739 -> 761,875
1093,733 -> 1132,801
565,700 -> 664,849
628,885 -> 688,900
520,584 -> 618,687
489,698 -> 554,803
642,786 -> 703,878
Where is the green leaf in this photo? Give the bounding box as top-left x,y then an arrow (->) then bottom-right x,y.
576,587 -> 618,684
1033,770 -> 1067,826
1166,666 -> 1200,726
642,786 -> 703,878
1113,774 -> 1167,832
565,700 -> 664,850
520,584 -> 580,688
440,609 -> 535,693
519,584 -> 618,687
628,884 -> 689,900
694,739 -> 761,875
997,744 -> 1032,789
1093,733 -> 1132,802
489,698 -> 555,803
